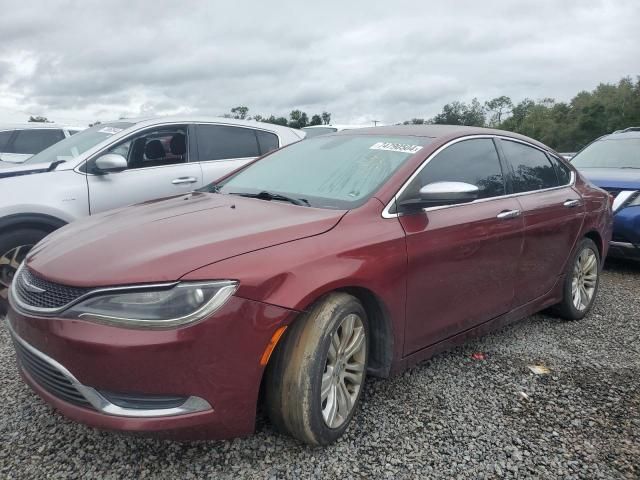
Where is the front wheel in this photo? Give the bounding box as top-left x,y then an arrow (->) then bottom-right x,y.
0,228 -> 49,315
265,292 -> 368,445
551,237 -> 601,320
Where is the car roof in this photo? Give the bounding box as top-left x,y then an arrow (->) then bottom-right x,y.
602,129 -> 640,140
331,124 -> 552,150
120,115 -> 306,139
0,123 -> 83,130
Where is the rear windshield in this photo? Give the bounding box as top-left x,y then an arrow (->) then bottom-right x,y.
571,138 -> 640,169
23,122 -> 134,165
217,135 -> 433,209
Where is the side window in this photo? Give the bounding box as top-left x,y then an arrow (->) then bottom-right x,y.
401,138 -> 505,205
548,154 -> 572,185
11,129 -> 65,154
501,140 -> 559,192
256,130 -> 279,155
98,126 -> 188,171
195,125 -> 260,161
0,130 -> 13,150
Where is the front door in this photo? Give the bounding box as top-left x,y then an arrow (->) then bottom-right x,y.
86,125 -> 203,214
397,138 -> 524,355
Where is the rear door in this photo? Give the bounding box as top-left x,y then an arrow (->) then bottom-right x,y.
398,137 -> 524,354
193,124 -> 279,185
86,125 -> 203,214
498,139 -> 584,305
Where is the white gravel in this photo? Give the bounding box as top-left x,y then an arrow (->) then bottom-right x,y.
1,260 -> 638,479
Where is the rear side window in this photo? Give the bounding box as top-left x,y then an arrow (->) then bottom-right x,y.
195,125 -> 260,161
256,130 -> 279,154
501,140 -> 559,192
0,130 -> 13,150
548,154 -> 572,185
11,129 -> 65,154
402,138 -> 506,203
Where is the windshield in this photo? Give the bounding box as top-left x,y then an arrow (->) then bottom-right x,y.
23,122 -> 134,164
216,135 -> 433,209
571,138 -> 640,169
302,127 -> 338,138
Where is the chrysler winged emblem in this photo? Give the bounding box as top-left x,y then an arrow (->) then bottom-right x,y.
22,277 -> 46,294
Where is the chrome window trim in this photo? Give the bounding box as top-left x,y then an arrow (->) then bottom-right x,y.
7,321 -> 212,417
9,262 -> 178,316
381,134 -> 576,219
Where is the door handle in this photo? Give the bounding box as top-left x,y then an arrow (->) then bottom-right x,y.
563,199 -> 581,208
497,209 -> 521,220
172,177 -> 197,185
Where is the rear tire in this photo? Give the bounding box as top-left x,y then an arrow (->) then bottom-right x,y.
265,292 -> 368,445
550,237 -> 601,320
0,228 -> 49,315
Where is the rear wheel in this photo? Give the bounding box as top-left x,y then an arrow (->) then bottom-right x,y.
0,228 -> 48,315
551,238 -> 601,320
265,292 -> 368,445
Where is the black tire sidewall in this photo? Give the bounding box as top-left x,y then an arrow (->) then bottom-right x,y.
562,238 -> 601,320
304,296 -> 369,444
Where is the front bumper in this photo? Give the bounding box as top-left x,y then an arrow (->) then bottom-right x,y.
7,296 -> 296,440
610,205 -> 640,260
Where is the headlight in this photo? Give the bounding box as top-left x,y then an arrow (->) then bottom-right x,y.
63,281 -> 238,329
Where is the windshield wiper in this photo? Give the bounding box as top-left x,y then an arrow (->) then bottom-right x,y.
228,190 -> 310,206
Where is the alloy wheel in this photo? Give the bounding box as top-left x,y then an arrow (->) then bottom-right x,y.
571,247 -> 598,311
0,244 -> 33,300
321,313 -> 366,429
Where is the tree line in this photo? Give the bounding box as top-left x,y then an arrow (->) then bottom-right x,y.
224,106 -> 331,129
404,76 -> 640,151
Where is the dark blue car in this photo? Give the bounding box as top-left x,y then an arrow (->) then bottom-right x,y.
572,128 -> 640,260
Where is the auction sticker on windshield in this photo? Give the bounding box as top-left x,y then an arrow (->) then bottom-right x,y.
369,142 -> 423,154
98,127 -> 123,135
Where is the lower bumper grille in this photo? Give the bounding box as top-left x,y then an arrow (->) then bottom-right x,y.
12,339 -> 93,409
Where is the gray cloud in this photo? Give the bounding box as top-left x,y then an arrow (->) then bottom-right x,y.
0,0 -> 639,125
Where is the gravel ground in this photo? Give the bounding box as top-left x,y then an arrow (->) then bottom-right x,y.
1,261 -> 638,479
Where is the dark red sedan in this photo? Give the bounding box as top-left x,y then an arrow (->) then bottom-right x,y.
7,125 -> 612,445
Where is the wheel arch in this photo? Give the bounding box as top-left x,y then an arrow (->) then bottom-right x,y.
0,213 -> 67,235
584,230 -> 603,260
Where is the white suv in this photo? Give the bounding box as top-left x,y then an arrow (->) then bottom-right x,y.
0,116 -> 304,308
0,124 -> 85,164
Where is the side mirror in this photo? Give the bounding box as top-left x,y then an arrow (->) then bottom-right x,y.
398,181 -> 479,211
95,154 -> 127,174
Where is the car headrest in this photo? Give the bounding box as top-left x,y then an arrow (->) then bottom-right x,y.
170,133 -> 186,155
144,139 -> 165,160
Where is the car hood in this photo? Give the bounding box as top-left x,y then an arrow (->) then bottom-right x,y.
27,192 -> 347,287
578,168 -> 640,190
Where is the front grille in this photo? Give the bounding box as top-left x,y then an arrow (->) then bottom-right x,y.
13,267 -> 91,311
13,338 -> 93,409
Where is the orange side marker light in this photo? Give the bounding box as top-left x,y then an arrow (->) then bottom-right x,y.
260,325 -> 288,366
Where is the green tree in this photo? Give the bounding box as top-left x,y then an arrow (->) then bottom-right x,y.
289,110 -> 309,129
321,112 -> 331,125
310,114 -> 322,126
485,96 -> 513,126
230,106 -> 249,119
29,115 -> 51,123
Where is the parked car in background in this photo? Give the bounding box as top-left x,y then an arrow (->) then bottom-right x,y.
0,124 -> 85,165
302,124 -> 370,138
559,152 -> 576,161
0,116 -> 304,311
6,125 -> 611,444
572,127 -> 640,260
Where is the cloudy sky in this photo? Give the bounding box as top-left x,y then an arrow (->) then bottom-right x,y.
0,0 -> 638,126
